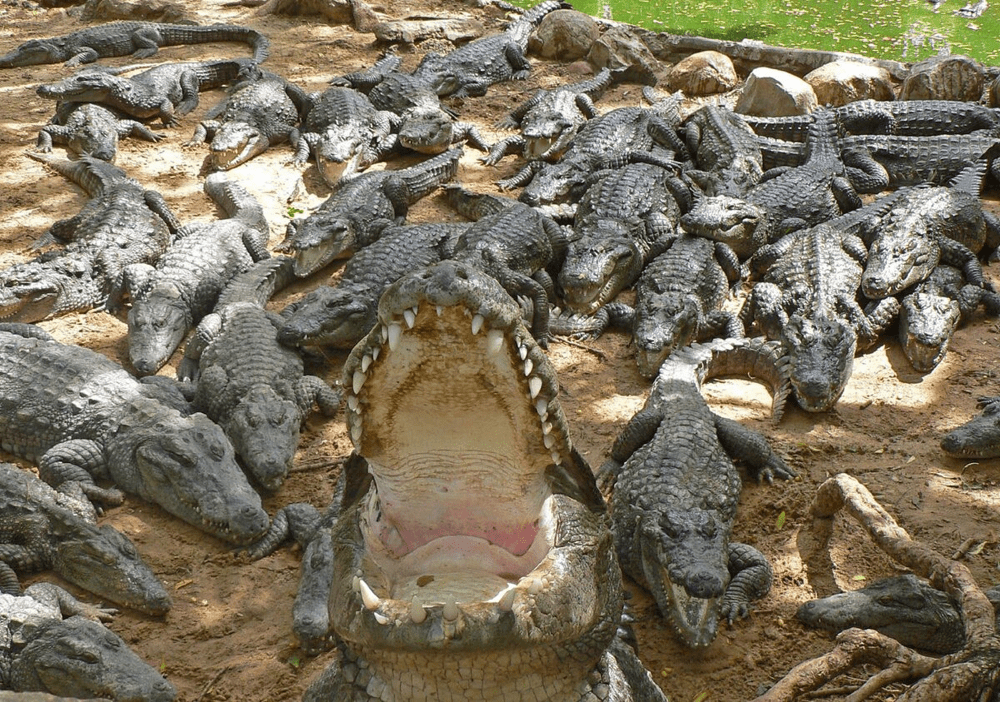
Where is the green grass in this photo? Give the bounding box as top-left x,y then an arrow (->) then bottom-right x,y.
514,0 -> 1000,65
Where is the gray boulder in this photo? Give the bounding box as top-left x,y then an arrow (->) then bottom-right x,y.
528,9 -> 598,61
900,54 -> 985,102
735,66 -> 818,116
805,60 -> 895,106
666,50 -> 739,95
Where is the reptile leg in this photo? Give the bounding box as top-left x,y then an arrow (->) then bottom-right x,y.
720,542 -> 774,623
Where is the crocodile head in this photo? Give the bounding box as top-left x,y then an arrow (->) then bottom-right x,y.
278,282 -> 377,350
862,227 -> 939,299
36,70 -> 119,103
796,574 -> 964,654
899,291 -> 960,372
558,224 -> 646,314
521,110 -> 577,162
1,38 -> 68,68
278,213 -> 366,277
108,397 -> 270,545
12,616 -> 177,701
68,108 -> 120,162
313,126 -> 368,185
638,507 -> 730,647
679,195 -> 768,259
210,121 -> 267,171
519,158 -> 593,207
941,400 -> 1000,458
225,384 -> 301,493
330,259 -> 620,698
783,313 -> 857,412
633,291 -> 700,379
397,107 -> 454,155
0,255 -> 98,323
127,283 -> 192,376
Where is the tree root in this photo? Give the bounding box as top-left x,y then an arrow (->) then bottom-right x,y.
754,473 -> 1000,702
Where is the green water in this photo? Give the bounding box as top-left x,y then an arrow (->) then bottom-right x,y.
515,0 -> 1000,65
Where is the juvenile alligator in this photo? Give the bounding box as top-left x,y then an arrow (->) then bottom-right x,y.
681,104 -> 764,197
35,102 -> 163,162
278,222 -> 467,350
36,59 -> 252,127
0,21 -> 269,68
797,574 -> 1000,655
0,462 -> 171,615
0,582 -> 176,700
598,337 -> 794,647
0,252 -> 101,324
277,147 -> 461,277
187,65 -> 310,170
941,395 -> 1000,458
178,258 -> 341,493
411,1 -> 568,99
123,172 -> 270,375
0,323 -> 270,546
298,258 -> 667,700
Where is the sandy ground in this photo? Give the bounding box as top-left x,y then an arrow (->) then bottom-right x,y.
1,1 -> 999,700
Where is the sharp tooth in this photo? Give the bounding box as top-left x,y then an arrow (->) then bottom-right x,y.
550,450 -> 561,465
535,398 -> 548,416
542,421 -> 552,435
523,358 -> 533,376
352,576 -> 361,592
352,370 -> 366,394
373,611 -> 389,625
471,314 -> 484,335
380,325 -> 388,343
518,344 -> 528,360
359,578 -> 380,611
347,394 -> 359,411
529,376 -> 542,398
543,433 -> 555,449
361,354 -> 372,372
372,346 -> 380,361
410,597 -> 427,624
486,328 -> 504,355
387,322 -> 402,351
351,422 -> 362,444
442,601 -> 460,621
403,308 -> 416,328
436,305 -> 444,316
498,587 -> 516,612
526,577 -> 542,595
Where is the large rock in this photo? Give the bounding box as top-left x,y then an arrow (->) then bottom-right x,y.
805,60 -> 895,106
587,24 -> 659,80
528,9 -> 598,61
900,54 -> 985,102
735,66 -> 818,116
666,50 -> 739,95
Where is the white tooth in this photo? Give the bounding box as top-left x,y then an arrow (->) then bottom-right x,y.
542,421 -> 552,435
352,576 -> 361,592
347,394 -> 359,411
498,587 -> 516,612
523,358 -> 533,376
352,370 -> 366,394
373,611 -> 389,625
436,305 -> 444,316
543,433 -> 554,449
410,305 -> 419,318
372,346 -> 380,361
380,325 -> 388,343
361,354 -> 372,373
529,376 -> 542,399
518,344 -> 528,360
486,329 -> 504,355
526,578 -> 543,595
442,601 -> 460,621
387,323 -> 402,351
471,314 -> 484,335
359,578 -> 380,611
535,398 -> 548,416
550,450 -> 561,465
403,308 -> 416,329
410,597 -> 427,624
351,423 -> 362,444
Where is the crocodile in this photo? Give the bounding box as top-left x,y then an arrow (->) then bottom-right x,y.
277,146 -> 462,277
411,1 -> 568,99
0,462 -> 171,615
797,574 -> 1000,655
741,222 -> 899,412
598,337 -> 794,647
178,258 -> 341,492
123,172 -> 270,375
297,258 -> 667,700
557,161 -> 685,314
277,222 -> 468,350
941,395 -> 1000,458
0,21 -> 269,68
899,264 -> 1000,372
0,582 -> 176,700
0,323 -> 270,546
0,252 -> 101,324
681,104 -> 764,197
35,59 -> 252,127
187,64 -> 310,170
35,102 -> 163,162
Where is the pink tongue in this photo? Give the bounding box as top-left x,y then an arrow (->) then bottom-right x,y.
383,502 -> 539,558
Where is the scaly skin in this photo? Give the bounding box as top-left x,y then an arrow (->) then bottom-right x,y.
0,21 -> 269,67
0,252 -> 101,324
941,396 -> 1000,458
0,324 -> 269,546
681,104 -> 764,197
35,102 -> 163,162
298,259 -> 665,700
0,463 -> 170,615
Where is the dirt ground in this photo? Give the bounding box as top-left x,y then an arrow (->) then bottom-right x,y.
1,1 -> 999,700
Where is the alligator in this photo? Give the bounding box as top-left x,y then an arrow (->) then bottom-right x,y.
741,221 -> 899,412
297,258 -> 667,700
187,64 -> 310,170
797,573 -> 1000,655
25,153 -> 179,312
0,252 -> 101,324
899,264 -> 1000,372
0,323 -> 270,546
0,462 -> 171,615
178,258 -> 341,492
277,146 -> 462,277
123,172 -> 270,375
35,59 -> 252,127
681,104 -> 764,197
0,20 -> 269,68
410,1 -> 568,99
35,102 -> 163,162
598,337 -> 794,647
557,161 -> 685,314
0,581 -> 176,701
443,185 -> 570,346
941,395 -> 1000,458
277,222 -> 468,350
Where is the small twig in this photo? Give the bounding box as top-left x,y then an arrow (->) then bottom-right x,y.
196,666 -> 230,702
555,336 -> 608,360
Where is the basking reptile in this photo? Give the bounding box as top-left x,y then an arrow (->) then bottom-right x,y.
35,102 -> 163,162
941,395 -> 1000,459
